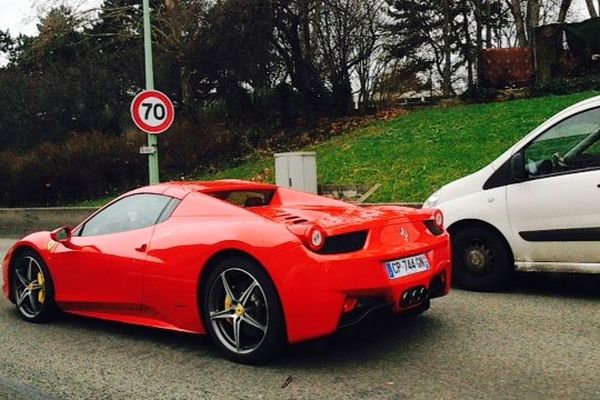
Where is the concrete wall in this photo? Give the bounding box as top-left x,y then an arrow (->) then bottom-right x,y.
0,208 -> 97,237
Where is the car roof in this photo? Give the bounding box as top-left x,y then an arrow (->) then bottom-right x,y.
127,180 -> 277,199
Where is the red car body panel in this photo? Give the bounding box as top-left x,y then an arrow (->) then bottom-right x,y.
3,180 -> 451,343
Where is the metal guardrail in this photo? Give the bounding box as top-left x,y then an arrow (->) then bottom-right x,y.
0,207 -> 98,237
0,202 -> 424,237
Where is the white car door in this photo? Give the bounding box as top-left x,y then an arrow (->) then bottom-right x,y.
506,106 -> 600,268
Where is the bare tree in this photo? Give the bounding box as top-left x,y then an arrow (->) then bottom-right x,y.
558,0 -> 573,23
272,0 -> 327,113
441,0 -> 452,96
584,0 -> 598,17
314,0 -> 384,113
154,0 -> 208,105
352,1 -> 388,108
461,0 -> 475,89
504,0 -> 544,46
526,0 -> 540,47
505,0 -> 528,46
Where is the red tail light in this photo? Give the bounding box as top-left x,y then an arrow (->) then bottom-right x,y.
305,225 -> 326,251
286,223 -> 327,251
433,209 -> 444,230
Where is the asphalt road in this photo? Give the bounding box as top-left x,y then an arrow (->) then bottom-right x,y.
1,238 -> 599,400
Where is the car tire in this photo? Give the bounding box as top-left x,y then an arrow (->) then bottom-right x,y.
452,226 -> 513,291
10,250 -> 57,323
202,256 -> 285,364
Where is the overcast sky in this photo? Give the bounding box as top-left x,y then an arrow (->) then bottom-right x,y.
0,0 -> 593,37
0,0 -> 39,37
0,0 -> 101,37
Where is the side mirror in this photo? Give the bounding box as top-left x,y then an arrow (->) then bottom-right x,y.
50,226 -> 72,243
510,152 -> 525,181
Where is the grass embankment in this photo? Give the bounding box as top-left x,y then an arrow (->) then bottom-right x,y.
199,91 -> 598,202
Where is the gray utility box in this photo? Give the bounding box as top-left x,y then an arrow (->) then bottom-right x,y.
274,152 -> 317,194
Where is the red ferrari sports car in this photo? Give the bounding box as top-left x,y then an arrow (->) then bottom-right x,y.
2,180 -> 451,363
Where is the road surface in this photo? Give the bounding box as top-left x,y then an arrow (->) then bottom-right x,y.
1,238 -> 599,399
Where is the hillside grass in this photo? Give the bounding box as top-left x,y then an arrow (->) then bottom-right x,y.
198,91 -> 599,202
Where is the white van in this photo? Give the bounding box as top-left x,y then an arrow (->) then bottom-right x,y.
424,96 -> 600,291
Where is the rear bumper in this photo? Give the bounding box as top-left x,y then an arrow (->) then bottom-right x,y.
337,270 -> 446,329
268,239 -> 451,344
2,248 -> 12,301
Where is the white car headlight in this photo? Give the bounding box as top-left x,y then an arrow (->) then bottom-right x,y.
423,190 -> 441,209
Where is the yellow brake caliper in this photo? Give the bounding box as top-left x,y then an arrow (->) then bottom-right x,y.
37,272 -> 45,304
224,294 -> 235,324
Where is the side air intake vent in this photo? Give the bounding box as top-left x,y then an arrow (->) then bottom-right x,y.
424,220 -> 444,236
316,230 -> 368,255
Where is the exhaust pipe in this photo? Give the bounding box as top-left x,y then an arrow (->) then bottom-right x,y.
401,286 -> 428,308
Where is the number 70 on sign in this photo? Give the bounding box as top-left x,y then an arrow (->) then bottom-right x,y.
131,90 -> 175,135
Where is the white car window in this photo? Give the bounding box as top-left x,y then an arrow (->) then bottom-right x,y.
524,107 -> 600,177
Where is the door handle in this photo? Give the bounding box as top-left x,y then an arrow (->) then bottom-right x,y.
135,244 -> 147,252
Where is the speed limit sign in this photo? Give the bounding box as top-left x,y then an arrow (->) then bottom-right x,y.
130,90 -> 175,134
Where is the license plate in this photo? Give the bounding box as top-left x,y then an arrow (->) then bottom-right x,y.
384,254 -> 430,279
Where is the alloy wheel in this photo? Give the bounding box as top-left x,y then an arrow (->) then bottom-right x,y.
13,256 -> 47,319
207,268 -> 269,355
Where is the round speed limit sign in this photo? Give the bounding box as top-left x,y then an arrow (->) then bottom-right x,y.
130,90 -> 175,134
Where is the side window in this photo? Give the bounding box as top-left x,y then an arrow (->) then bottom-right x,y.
524,107 -> 600,178
80,194 -> 172,237
208,190 -> 274,208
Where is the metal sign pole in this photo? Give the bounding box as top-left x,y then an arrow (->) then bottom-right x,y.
142,0 -> 159,184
